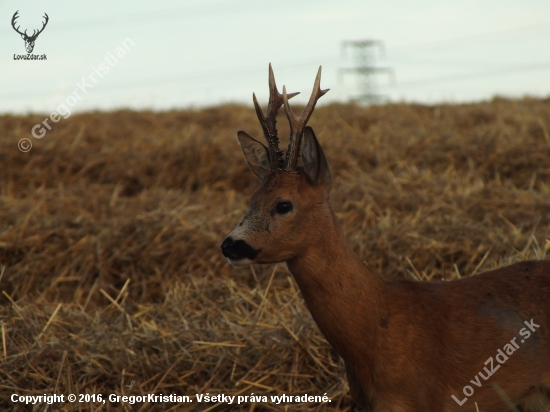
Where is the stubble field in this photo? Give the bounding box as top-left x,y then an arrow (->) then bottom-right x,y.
1,98 -> 550,411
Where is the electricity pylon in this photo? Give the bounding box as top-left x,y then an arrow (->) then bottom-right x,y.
340,40 -> 394,104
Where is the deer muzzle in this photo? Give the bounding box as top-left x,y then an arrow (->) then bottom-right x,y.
220,237 -> 259,265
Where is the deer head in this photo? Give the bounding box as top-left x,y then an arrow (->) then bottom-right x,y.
221,65 -> 330,266
11,11 -> 49,54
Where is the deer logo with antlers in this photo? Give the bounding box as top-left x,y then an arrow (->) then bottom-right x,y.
11,11 -> 49,54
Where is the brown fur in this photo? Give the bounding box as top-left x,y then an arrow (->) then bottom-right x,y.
226,68 -> 550,411
227,167 -> 550,412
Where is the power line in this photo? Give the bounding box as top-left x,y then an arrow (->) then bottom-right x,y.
2,58 -> 549,103
0,0 -> 333,36
0,56 -> 341,101
387,20 -> 550,55
382,62 -> 550,88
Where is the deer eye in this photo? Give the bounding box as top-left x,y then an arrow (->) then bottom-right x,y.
275,201 -> 293,215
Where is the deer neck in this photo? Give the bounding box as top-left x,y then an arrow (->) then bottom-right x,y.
286,208 -> 386,364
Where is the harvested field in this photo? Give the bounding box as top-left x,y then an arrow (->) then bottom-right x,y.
1,97 -> 550,411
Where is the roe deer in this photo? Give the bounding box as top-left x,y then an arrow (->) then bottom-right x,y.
220,64 -> 550,412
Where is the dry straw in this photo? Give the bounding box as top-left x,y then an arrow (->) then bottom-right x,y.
1,98 -> 549,411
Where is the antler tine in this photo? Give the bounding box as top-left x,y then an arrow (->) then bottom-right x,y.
30,13 -> 49,39
11,11 -> 26,36
36,13 -> 49,36
253,63 -> 299,169
283,66 -> 329,172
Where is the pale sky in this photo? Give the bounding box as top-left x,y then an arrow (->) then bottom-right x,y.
1,0 -> 549,114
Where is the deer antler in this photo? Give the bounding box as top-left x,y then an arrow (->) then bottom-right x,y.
11,11 -> 26,37
11,11 -> 49,40
30,13 -> 49,40
253,64 -> 299,169
283,66 -> 329,172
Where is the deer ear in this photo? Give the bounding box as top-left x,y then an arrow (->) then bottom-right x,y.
237,131 -> 271,180
302,127 -> 332,191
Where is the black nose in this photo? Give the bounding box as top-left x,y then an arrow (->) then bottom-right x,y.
220,237 -> 259,261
